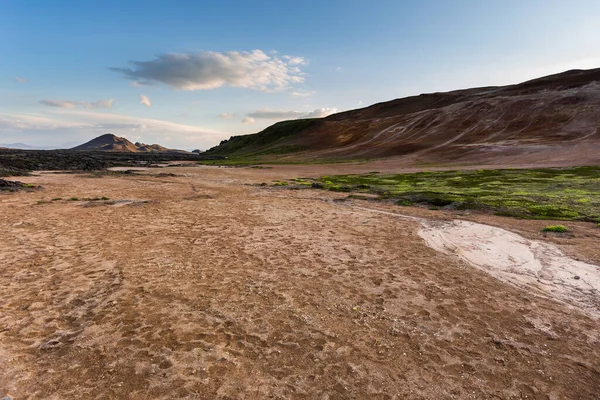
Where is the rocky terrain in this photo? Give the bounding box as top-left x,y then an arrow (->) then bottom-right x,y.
1,163 -> 599,399
2,68 -> 600,399
208,68 -> 600,166
0,148 -> 222,176
0,178 -> 38,192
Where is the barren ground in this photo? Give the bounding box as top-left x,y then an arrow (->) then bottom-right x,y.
1,163 -> 599,399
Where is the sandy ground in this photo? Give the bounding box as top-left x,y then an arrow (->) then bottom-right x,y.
1,164 -> 600,399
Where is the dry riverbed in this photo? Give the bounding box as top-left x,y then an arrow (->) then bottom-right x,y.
1,164 -> 599,399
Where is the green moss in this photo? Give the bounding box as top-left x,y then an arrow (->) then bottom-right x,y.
255,145 -> 308,155
314,166 -> 600,221
542,225 -> 569,233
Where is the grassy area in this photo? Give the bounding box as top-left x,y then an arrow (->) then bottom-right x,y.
542,225 -> 569,232
205,119 -> 319,157
197,157 -> 369,167
313,166 -> 600,222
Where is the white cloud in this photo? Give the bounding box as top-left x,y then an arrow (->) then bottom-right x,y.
139,95 -> 151,107
291,90 -> 316,97
219,113 -> 234,119
40,99 -> 78,109
92,99 -> 114,109
40,98 -> 114,109
15,77 -> 27,83
112,49 -> 306,92
248,110 -> 304,120
303,108 -> 338,118
0,113 -> 87,130
242,117 -> 255,124
283,55 -> 307,66
0,110 -> 220,134
246,108 -> 338,121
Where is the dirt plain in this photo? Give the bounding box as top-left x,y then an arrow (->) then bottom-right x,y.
1,162 -> 599,399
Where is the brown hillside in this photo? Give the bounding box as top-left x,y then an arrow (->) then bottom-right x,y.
71,134 -> 140,152
209,68 -> 600,166
135,142 -> 169,152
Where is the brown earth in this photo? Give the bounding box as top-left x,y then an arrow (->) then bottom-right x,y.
1,163 -> 599,399
210,68 -> 600,167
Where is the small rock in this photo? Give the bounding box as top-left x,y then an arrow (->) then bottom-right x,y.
574,275 -> 581,280
40,339 -> 62,350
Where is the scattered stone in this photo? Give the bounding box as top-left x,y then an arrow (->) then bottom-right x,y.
0,148 -> 223,176
574,275 -> 581,280
0,179 -> 41,192
39,338 -> 62,350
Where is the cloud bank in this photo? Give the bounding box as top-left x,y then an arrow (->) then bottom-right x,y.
0,110 -> 225,150
40,99 -> 114,109
112,50 -> 306,91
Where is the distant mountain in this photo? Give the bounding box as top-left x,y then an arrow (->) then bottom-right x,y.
0,143 -> 46,150
135,142 -> 170,153
72,134 -> 138,152
207,68 -> 600,166
72,134 -> 189,153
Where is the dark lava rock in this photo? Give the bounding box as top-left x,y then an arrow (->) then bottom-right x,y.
0,148 -> 224,175
0,179 -> 30,191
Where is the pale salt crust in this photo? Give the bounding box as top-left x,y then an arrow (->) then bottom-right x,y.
418,220 -> 600,318
352,206 -> 600,318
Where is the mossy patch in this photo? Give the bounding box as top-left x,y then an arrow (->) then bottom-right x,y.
314,166 -> 600,221
542,225 -> 569,233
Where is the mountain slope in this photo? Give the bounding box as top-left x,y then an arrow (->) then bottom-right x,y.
72,134 -> 189,153
72,134 -> 139,152
207,68 -> 600,165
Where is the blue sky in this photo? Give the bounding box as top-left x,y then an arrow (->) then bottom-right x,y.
1,0 -> 599,149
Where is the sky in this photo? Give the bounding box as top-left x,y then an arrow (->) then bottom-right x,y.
1,0 -> 600,150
